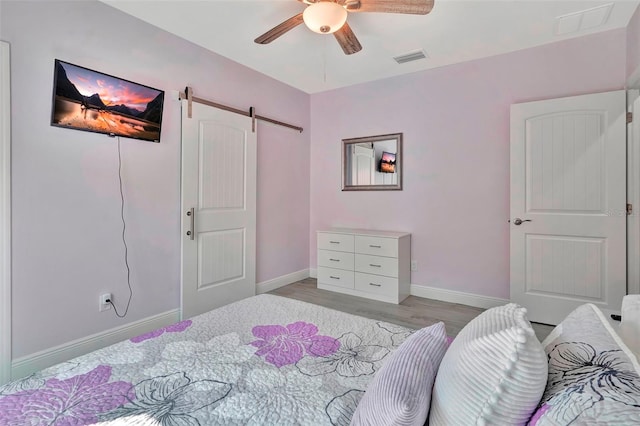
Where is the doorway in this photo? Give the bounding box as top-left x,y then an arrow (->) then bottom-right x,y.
510,90 -> 627,324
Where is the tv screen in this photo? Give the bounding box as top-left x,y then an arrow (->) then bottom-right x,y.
379,151 -> 396,173
51,59 -> 164,143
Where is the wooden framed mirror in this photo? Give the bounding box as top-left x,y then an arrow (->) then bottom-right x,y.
342,133 -> 402,191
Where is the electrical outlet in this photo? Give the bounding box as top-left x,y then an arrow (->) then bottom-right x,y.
411,260 -> 418,271
99,293 -> 112,312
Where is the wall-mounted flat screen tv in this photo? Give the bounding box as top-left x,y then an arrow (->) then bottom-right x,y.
379,151 -> 396,173
51,59 -> 164,143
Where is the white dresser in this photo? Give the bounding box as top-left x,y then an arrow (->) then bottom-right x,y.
316,228 -> 411,304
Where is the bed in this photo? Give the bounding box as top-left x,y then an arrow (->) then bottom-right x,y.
2,293 -> 639,425
0,294 -> 416,425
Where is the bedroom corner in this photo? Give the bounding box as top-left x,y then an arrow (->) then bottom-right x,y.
0,39 -> 11,385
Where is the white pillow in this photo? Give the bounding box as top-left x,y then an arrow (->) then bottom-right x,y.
428,303 -> 547,426
350,322 -> 448,426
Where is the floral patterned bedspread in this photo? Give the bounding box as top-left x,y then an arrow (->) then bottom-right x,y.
0,294 -> 415,425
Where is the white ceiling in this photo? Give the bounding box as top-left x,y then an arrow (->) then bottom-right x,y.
101,0 -> 640,94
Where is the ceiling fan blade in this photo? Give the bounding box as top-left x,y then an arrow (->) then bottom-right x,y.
346,0 -> 434,15
334,22 -> 362,55
255,13 -> 304,44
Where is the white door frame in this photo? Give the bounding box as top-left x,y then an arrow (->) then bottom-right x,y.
629,89 -> 640,295
628,67 -> 640,90
1,40 -> 12,385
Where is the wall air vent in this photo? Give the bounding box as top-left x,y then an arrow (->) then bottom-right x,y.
393,50 -> 428,64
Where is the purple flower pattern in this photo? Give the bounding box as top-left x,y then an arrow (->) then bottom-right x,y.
250,321 -> 340,367
0,298 -> 414,425
130,320 -> 192,343
296,332 -> 389,378
0,365 -> 134,425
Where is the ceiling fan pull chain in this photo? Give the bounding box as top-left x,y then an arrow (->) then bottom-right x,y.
323,37 -> 327,83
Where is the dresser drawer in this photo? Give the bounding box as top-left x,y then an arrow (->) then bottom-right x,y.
355,272 -> 398,297
355,254 -> 398,277
318,233 -> 355,253
355,236 -> 398,257
317,267 -> 354,289
318,249 -> 354,270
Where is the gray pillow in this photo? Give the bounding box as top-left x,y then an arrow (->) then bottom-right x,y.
350,322 -> 448,426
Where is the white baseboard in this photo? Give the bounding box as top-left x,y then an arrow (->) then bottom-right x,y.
11,309 -> 180,380
410,284 -> 509,310
310,271 -> 506,310
256,269 -> 310,294
309,270 -> 506,310
10,269 -> 313,381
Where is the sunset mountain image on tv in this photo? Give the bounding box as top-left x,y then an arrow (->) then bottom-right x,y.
379,151 -> 396,173
51,60 -> 164,142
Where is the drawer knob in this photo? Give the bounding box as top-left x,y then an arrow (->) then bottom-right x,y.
369,283 -> 382,287
330,276 -> 341,280
330,259 -> 340,262
369,264 -> 381,268
330,241 -> 340,244
369,245 -> 381,248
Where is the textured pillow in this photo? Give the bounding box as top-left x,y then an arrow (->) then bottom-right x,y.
429,303 -> 547,426
350,322 -> 448,426
529,303 -> 640,425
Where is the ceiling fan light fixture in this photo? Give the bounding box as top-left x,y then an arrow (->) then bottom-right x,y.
303,2 -> 348,34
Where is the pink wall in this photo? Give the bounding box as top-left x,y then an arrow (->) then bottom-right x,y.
628,5 -> 640,83
1,0 -> 310,358
310,29 -> 627,300
1,0 -> 632,360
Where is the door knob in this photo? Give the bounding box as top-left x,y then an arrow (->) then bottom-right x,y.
512,218 -> 532,226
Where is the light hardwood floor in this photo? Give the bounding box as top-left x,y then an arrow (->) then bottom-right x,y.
269,278 -> 554,341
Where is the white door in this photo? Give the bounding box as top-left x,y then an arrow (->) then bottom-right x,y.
351,144 -> 375,185
181,101 -> 256,319
510,90 -> 627,325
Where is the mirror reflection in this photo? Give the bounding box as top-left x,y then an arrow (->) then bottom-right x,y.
342,133 -> 402,191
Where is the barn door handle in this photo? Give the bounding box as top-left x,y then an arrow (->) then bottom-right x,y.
512,218 -> 532,226
186,208 -> 195,240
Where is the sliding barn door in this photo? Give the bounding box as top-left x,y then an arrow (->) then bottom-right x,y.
181,102 -> 256,319
510,90 -> 627,324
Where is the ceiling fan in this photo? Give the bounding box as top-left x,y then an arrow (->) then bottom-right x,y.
255,0 -> 435,55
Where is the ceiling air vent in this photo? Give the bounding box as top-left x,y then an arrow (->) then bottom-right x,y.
554,3 -> 613,35
393,50 -> 428,64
